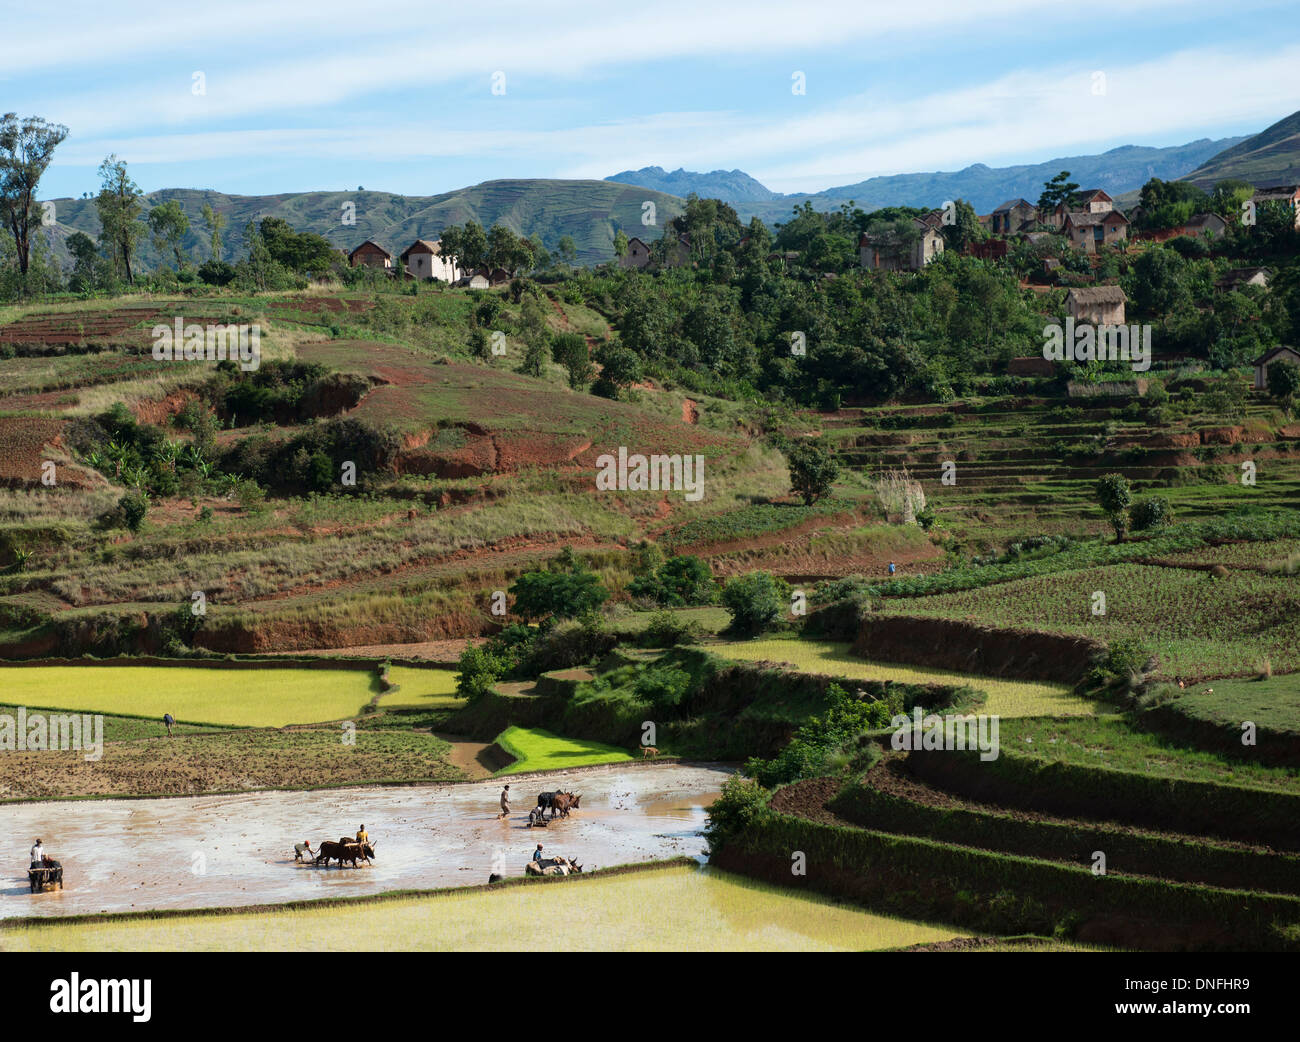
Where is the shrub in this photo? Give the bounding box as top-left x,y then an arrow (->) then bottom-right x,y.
455,645 -> 506,701
1130,496 -> 1173,531
118,492 -> 149,532
633,665 -> 692,711
527,616 -> 617,672
627,554 -> 715,606
640,610 -> 704,648
703,775 -> 771,851
721,572 -> 787,633
510,566 -> 609,622
784,440 -> 839,505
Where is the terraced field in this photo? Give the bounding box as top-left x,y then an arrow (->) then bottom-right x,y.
704,637 -> 1094,716
882,561 -> 1300,678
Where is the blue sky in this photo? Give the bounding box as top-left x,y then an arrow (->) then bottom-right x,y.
7,0 -> 1300,200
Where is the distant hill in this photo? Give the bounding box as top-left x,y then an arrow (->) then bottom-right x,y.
608,138 -> 1244,222
42,179 -> 687,270
1182,109 -> 1300,188
606,166 -> 781,201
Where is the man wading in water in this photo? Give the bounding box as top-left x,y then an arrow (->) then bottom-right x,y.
498,784 -> 511,820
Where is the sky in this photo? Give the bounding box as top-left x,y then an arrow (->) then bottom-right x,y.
6,0 -> 1300,201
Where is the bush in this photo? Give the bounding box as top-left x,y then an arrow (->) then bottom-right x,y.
640,610 -> 704,648
703,775 -> 771,851
1130,496 -> 1173,531
633,665 -> 692,711
626,554 -> 715,606
721,572 -> 787,633
455,644 -> 506,701
527,616 -> 617,672
118,492 -> 149,532
510,566 -> 608,622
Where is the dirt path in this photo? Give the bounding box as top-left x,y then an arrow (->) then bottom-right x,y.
2,763 -> 731,919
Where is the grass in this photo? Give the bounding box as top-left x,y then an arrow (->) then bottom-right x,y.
493,725 -> 635,774
1159,673 -> 1300,738
610,605 -> 732,636
704,637 -> 1096,717
0,863 -> 968,952
999,715 -> 1300,792
0,665 -> 378,728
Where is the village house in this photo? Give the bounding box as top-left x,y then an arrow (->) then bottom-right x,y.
621,236 -> 652,269
1252,345 -> 1300,390
1216,266 -> 1271,291
1250,185 -> 1300,229
990,198 -> 1038,235
1051,189 -> 1114,229
1066,285 -> 1127,326
399,239 -> 461,282
348,240 -> 393,270
1183,213 -> 1228,239
1062,209 -> 1129,253
858,218 -> 944,272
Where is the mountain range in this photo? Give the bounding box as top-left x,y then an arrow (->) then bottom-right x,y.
40,110 -> 1299,269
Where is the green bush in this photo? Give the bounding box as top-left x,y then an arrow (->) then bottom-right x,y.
1130,495 -> 1173,531
721,571 -> 787,633
455,644 -> 506,702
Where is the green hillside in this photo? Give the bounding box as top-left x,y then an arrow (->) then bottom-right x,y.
42,179 -> 686,271
1183,109 -> 1300,188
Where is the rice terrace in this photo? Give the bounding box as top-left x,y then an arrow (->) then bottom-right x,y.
5,8 -> 1300,1013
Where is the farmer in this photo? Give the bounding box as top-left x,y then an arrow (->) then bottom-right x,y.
294,841 -> 314,863
163,713 -> 175,738
498,784 -> 511,820
888,561 -> 896,576
30,838 -> 44,869
533,844 -> 544,864
356,825 -> 369,845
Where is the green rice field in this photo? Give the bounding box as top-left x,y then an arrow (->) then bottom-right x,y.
494,725 -> 636,774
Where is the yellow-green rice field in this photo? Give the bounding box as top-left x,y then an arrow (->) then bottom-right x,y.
704,638 -> 1099,717
378,666 -> 464,710
0,665 -> 377,727
0,864 -> 967,952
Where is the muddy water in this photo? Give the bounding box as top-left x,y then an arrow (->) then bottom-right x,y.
1,763 -> 730,919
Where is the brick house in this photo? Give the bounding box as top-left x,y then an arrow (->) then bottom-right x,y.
348,240 -> 393,270
859,219 -> 944,272
1051,189 -> 1114,229
1066,285 -> 1127,326
621,236 -> 651,269
990,198 -> 1038,235
399,239 -> 461,282
1216,267 -> 1271,291
1062,209 -> 1129,253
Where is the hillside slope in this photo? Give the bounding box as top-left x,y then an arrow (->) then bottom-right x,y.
1182,109 -> 1300,188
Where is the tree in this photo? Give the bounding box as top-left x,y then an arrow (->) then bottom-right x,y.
628,554 -> 715,606
95,155 -> 144,284
258,216 -> 337,275
785,440 -> 839,505
0,113 -> 68,276
551,331 -> 593,389
1037,171 -> 1080,214
509,565 -> 608,622
1095,473 -> 1133,541
441,220 -> 487,273
118,491 -> 149,533
613,229 -> 629,259
939,198 -> 985,252
200,202 -> 227,262
1267,359 -> 1300,417
556,235 -> 578,267
721,572 -> 787,633
148,199 -> 190,269
1128,246 -> 1189,327
66,231 -> 101,291
591,344 -> 643,400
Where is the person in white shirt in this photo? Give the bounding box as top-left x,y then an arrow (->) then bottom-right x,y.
30,838 -> 44,868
